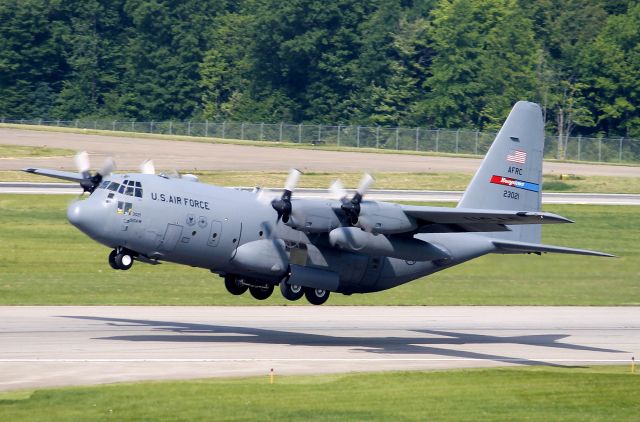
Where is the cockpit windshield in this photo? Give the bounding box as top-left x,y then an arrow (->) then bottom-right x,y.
121,179 -> 143,198
96,179 -> 142,198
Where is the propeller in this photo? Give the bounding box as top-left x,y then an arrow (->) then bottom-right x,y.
340,173 -> 374,225
140,159 -> 155,175
329,179 -> 347,200
75,151 -> 116,193
270,169 -> 301,223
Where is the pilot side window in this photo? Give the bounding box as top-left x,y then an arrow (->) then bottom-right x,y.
107,182 -> 119,191
98,180 -> 109,189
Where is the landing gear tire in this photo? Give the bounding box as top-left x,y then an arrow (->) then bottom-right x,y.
114,252 -> 133,270
305,288 -> 330,305
224,275 -> 248,295
280,281 -> 304,301
249,284 -> 274,300
108,250 -> 118,270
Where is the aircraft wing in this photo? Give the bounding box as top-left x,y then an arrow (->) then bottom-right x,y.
491,239 -> 614,257
23,168 -> 86,183
401,205 -> 573,234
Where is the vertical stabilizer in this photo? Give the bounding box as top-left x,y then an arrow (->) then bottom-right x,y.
458,101 -> 544,242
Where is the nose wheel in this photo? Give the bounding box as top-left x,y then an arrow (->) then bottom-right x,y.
109,249 -> 133,270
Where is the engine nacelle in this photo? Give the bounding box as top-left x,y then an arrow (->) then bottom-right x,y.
286,199 -> 342,233
231,239 -> 288,278
356,202 -> 417,234
329,227 -> 450,261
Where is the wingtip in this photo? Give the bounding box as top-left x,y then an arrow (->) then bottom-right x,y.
22,168 -> 36,174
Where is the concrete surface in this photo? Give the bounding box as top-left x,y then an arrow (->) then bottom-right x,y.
0,306 -> 637,391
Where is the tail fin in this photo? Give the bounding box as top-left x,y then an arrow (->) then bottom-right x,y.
458,101 -> 544,242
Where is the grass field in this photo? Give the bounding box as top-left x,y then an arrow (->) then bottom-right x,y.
1,366 -> 638,421
2,169 -> 640,194
0,144 -> 73,158
0,194 -> 637,305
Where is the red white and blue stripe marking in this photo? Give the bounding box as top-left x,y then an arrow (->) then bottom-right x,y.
490,175 -> 540,192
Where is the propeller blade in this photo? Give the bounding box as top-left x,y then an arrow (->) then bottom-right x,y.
140,159 -> 155,175
329,179 -> 347,200
255,188 -> 278,205
284,168 -> 302,192
99,157 -> 116,177
356,173 -> 375,197
74,151 -> 90,175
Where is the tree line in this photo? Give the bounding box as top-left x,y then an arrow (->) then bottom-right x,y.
0,0 -> 638,142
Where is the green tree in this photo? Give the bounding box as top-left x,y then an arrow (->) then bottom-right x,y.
0,0 -> 64,118
580,3 -> 640,137
419,0 -> 538,129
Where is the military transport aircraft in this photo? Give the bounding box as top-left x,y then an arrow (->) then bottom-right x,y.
24,101 -> 612,305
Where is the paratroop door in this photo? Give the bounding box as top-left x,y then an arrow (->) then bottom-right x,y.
159,224 -> 183,251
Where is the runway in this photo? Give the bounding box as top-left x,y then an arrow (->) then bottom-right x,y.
2,127 -> 640,177
1,306 -> 638,391
1,182 -> 639,205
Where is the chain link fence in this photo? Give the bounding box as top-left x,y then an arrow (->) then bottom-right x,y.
2,118 -> 639,164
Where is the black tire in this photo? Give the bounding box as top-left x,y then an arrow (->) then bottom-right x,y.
305,288 -> 330,305
115,253 -> 133,270
224,275 -> 248,295
108,250 -> 118,270
280,281 -> 304,301
249,284 -> 274,300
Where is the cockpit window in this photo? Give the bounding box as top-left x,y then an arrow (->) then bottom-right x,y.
107,182 -> 119,191
116,179 -> 143,198
98,180 -> 109,189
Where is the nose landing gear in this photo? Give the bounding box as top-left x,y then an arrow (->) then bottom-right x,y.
109,249 -> 134,270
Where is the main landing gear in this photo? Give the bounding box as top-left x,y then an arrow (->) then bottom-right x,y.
109,249 -> 134,270
222,275 -> 330,305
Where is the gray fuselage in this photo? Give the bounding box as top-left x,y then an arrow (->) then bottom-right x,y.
67,173 -> 493,294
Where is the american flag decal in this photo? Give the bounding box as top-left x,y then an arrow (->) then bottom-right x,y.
507,150 -> 527,164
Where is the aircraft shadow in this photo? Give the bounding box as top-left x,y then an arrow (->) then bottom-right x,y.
60,315 -> 626,368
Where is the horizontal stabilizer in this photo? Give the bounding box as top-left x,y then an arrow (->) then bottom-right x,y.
23,168 -> 86,183
492,239 -> 614,257
402,205 -> 573,228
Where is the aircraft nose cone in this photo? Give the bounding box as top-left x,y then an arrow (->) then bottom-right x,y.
67,200 -> 102,233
